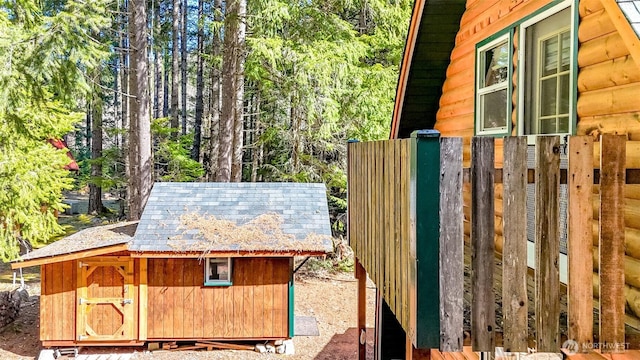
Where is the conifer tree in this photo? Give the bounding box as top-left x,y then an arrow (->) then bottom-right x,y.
0,0 -> 110,260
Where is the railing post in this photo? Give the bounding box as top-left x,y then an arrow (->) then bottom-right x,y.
408,129 -> 441,350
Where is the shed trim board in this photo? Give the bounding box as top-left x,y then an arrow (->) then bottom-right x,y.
12,244 -> 129,270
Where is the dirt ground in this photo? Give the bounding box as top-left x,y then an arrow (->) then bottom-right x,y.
0,264 -> 377,360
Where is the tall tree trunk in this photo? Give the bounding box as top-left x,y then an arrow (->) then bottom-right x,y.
230,0 -> 247,182
192,0 -> 204,161
88,69 -> 105,214
181,0 -> 188,136
163,48 -> 169,118
250,91 -> 262,182
170,0 -> 180,137
205,0 -> 222,181
219,0 -> 246,182
153,1 -> 162,120
120,0 -> 129,219
128,0 -> 152,220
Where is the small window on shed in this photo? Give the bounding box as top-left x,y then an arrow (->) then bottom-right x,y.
475,32 -> 511,136
205,258 -> 232,286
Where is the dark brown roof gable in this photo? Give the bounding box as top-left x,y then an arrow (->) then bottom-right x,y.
390,0 -> 466,140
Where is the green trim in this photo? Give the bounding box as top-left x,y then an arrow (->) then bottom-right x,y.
570,0 -> 579,135
288,258 -> 294,338
474,28 -> 514,137
410,130 -> 441,349
203,281 -> 233,287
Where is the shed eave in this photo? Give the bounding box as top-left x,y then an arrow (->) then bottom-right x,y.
130,250 -> 329,258
10,243 -> 130,269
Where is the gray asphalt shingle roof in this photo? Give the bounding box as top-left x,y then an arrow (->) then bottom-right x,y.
130,182 -> 333,254
617,0 -> 640,37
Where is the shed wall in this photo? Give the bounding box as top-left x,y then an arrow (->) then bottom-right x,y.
40,261 -> 76,341
146,257 -> 290,340
432,0 -> 640,321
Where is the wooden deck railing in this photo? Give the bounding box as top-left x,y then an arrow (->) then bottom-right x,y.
347,132 -> 639,354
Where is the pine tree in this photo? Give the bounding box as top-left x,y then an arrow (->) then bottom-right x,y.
0,0 -> 110,260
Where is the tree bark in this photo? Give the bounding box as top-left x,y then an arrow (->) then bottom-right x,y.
163,48 -> 169,118
219,0 -> 246,182
88,68 -> 105,214
192,0 -> 204,161
128,0 -> 152,220
153,1 -> 162,120
181,0 -> 188,136
205,0 -> 222,181
170,0 -> 180,137
120,0 -> 129,219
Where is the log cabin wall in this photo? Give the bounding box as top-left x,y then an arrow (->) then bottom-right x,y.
146,257 -> 290,340
40,261 -> 76,341
433,0 -> 640,323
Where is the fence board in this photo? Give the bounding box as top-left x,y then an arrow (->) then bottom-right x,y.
470,136 -> 495,352
599,134 -> 626,352
568,136 -> 594,348
347,139 -> 413,332
439,137 -> 464,352
535,136 -> 561,352
401,139 -> 411,330
502,136 -> 528,352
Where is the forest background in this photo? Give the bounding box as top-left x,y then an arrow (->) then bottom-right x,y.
0,0 -> 412,261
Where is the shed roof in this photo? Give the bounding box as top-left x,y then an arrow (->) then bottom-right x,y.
130,182 -> 333,254
12,221 -> 137,268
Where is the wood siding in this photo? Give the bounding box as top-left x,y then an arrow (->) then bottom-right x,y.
40,261 -> 76,341
146,257 -> 290,340
433,0 -> 640,322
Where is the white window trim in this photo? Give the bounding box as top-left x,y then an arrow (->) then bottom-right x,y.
204,257 -> 233,286
475,33 -> 511,136
516,0 -> 576,144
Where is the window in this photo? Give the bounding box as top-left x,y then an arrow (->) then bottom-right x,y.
475,33 -> 511,135
205,257 -> 232,286
519,5 -> 574,137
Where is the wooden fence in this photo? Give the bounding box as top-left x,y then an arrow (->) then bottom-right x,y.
347,132 -> 638,354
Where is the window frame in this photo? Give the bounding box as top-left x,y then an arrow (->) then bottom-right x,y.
204,257 -> 233,286
474,30 -> 513,137
516,0 -> 577,143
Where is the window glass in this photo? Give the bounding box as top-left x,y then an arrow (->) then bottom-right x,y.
206,258 -> 232,285
476,35 -> 510,135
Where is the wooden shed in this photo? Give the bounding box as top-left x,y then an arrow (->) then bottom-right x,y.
351,0 -> 640,358
11,182 -> 332,348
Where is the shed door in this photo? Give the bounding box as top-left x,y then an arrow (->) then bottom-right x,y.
76,257 -> 135,341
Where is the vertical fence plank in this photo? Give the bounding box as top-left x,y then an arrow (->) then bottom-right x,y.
535,136 -> 561,352
502,136 -> 528,352
439,137 -> 464,352
402,139 -> 411,330
389,142 -> 397,315
599,134 -> 626,352
568,136 -> 594,349
471,136 -> 496,352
